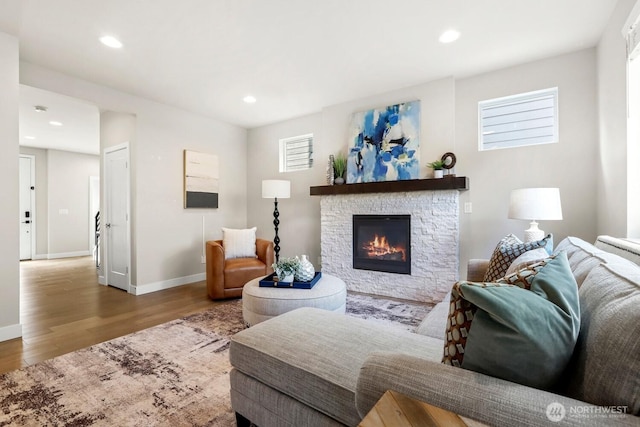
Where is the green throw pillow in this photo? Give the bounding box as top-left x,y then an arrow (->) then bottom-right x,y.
443,252 -> 580,390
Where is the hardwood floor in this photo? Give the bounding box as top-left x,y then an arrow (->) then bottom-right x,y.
0,256 -> 221,375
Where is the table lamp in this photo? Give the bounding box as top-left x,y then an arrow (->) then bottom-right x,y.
262,180 -> 290,262
508,188 -> 562,242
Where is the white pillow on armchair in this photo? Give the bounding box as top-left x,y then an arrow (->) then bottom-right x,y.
222,227 -> 257,259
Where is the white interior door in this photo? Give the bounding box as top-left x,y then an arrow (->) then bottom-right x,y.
19,156 -> 35,261
104,145 -> 130,291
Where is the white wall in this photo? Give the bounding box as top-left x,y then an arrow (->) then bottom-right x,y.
456,49 -> 598,267
597,0 -> 636,237
20,63 -> 248,293
249,52 -> 599,282
247,113 -> 323,264
247,78 -> 455,270
47,149 -> 100,257
0,31 -> 21,341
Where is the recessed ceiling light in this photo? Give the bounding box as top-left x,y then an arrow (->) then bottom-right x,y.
100,35 -> 123,49
243,95 -> 257,104
439,30 -> 460,44
24,136 -> 36,140
49,121 -> 63,126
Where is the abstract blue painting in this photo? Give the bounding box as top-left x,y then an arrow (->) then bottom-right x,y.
347,100 -> 420,183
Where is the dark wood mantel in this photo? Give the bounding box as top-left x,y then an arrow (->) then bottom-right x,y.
309,176 -> 469,196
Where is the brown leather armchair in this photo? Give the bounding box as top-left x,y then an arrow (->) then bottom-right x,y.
206,239 -> 274,300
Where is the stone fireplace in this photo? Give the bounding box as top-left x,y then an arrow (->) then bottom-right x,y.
313,179 -> 467,303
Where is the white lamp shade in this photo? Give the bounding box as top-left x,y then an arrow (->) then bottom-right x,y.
508,188 -> 563,221
262,180 -> 290,199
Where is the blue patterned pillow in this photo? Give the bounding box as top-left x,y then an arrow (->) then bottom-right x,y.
483,234 -> 550,282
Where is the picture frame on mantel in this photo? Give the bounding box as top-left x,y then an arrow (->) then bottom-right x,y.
347,100 -> 420,183
183,150 -> 219,208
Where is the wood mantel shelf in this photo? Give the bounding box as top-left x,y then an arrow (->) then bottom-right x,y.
310,176 -> 469,196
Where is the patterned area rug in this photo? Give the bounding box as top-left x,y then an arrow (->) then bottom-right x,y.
0,294 -> 433,426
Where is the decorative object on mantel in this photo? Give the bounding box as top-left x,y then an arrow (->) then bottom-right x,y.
295,254 -> 316,281
262,179 -> 290,262
441,152 -> 457,177
183,150 -> 219,208
326,155 -> 335,185
271,256 -> 300,283
508,187 -> 563,242
427,159 -> 445,179
333,152 -> 347,185
347,100 -> 420,183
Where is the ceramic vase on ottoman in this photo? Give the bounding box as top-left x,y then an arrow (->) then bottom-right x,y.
295,255 -> 315,282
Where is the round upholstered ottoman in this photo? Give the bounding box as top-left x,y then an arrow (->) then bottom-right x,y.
242,273 -> 347,326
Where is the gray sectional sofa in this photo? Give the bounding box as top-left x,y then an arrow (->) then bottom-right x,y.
229,236 -> 640,426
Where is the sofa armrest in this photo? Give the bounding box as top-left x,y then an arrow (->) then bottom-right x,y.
206,240 -> 225,299
256,238 -> 274,273
356,352 -> 637,426
467,259 -> 490,282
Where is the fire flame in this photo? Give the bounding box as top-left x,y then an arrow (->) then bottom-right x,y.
362,234 -> 406,261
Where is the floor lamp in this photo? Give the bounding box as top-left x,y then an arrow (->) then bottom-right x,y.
262,180 -> 290,262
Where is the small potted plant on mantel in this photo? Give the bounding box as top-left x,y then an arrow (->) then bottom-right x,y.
333,152 -> 347,185
427,159 -> 445,179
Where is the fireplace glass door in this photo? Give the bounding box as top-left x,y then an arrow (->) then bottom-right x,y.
352,214 -> 411,274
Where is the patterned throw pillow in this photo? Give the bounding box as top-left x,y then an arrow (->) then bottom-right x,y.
442,253 -> 579,390
483,234 -> 550,282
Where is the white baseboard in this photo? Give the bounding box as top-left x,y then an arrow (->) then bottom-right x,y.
33,254 -> 48,260
47,250 -> 91,259
98,275 -> 106,285
0,323 -> 22,342
131,273 -> 206,295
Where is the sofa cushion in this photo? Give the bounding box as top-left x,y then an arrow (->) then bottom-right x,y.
443,253 -> 580,390
554,236 -> 637,287
483,234 -> 550,282
415,293 -> 451,339
229,307 -> 444,427
222,227 -> 257,259
563,261 -> 640,415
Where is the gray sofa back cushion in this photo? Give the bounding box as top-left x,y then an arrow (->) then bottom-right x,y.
563,261 -> 640,415
554,236 -> 629,287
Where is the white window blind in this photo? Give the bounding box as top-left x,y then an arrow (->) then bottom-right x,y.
279,134 -> 313,172
478,87 -> 558,151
